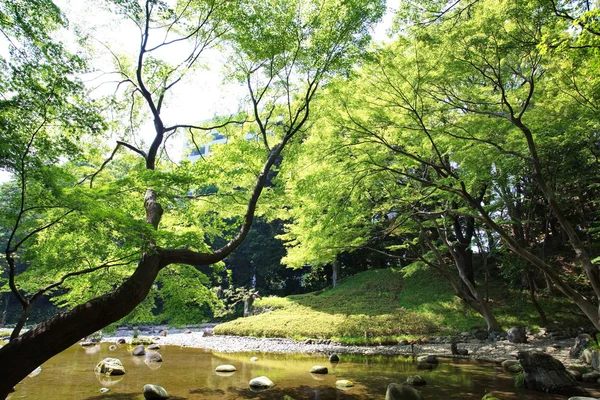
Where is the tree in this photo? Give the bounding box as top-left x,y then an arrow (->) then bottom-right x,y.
0,0 -> 384,396
277,0 -> 600,331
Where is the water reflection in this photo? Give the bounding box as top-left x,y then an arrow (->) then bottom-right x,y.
95,372 -> 124,387
12,343 -> 600,400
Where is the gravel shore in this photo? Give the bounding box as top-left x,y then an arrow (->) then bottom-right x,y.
102,325 -> 584,368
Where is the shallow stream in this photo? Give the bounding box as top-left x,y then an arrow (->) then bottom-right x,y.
12,343 -> 598,399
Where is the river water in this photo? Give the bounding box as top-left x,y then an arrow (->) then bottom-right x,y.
11,343 -> 597,399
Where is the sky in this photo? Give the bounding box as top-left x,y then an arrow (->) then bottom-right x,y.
0,0 -> 395,184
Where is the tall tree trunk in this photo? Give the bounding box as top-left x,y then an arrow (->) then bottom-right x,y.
332,257 -> 340,288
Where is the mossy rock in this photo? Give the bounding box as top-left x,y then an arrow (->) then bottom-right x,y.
94,358 -> 125,376
131,336 -> 154,346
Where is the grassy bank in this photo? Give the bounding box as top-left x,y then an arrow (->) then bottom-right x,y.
214,263 -> 589,344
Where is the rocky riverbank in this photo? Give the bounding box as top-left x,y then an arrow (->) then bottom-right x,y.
101,325 -> 587,369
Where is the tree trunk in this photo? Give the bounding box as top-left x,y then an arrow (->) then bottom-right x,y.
0,253 -> 163,398
528,272 -> 548,327
10,304 -> 30,341
332,257 -> 340,288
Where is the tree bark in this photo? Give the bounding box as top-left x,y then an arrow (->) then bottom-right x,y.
528,272 -> 548,327
332,257 -> 340,288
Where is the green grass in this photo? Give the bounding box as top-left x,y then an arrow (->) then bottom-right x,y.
214,263 -> 590,344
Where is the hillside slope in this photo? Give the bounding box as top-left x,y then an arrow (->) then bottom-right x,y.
214,263 -> 588,344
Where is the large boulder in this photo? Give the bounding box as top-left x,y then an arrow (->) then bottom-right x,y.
249,376 -> 275,389
507,327 -> 527,344
95,358 -> 125,376
142,384 -> 169,399
570,334 -> 592,359
385,383 -> 423,400
517,351 -> 588,396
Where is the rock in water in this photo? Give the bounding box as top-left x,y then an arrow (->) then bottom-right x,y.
142,384 -> 169,399
95,358 -> 125,376
250,357 -> 259,362
570,334 -> 592,359
132,345 -> 146,356
329,354 -> 340,362
336,380 -> 354,388
309,365 -> 328,374
145,350 -> 163,363
517,351 -> 588,396
385,383 -> 423,400
215,365 -> 237,372
148,344 -> 160,350
249,376 -> 275,389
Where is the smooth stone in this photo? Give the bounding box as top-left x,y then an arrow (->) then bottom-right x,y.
336,379 -> 354,388
309,365 -> 328,374
215,365 -> 237,373
406,375 -> 426,386
94,358 -> 125,376
109,345 -> 117,351
132,345 -> 146,356
250,357 -> 259,362
329,354 -> 340,362
100,388 -> 109,393
142,384 -> 169,399
385,383 -> 423,400
116,338 -> 126,345
249,376 -> 275,389
145,350 -> 162,363
147,344 -> 160,350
